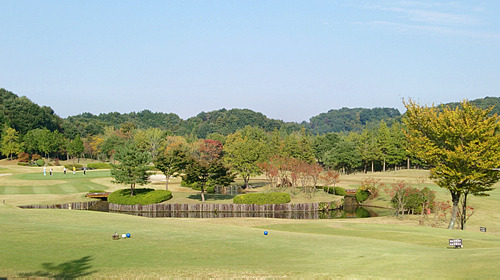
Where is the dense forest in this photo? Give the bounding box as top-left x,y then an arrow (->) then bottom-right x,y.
1,87 -> 499,175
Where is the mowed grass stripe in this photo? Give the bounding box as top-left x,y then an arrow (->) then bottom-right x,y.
1,171 -> 112,194
0,182 -> 105,194
0,186 -> 22,194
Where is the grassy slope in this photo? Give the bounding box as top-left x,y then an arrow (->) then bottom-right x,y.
1,206 -> 499,279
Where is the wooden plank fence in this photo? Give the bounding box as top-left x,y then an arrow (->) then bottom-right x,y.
109,201 -> 342,213
17,200 -> 343,215
18,201 -> 99,210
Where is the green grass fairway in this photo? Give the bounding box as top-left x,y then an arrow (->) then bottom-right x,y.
0,170 -> 111,195
1,207 -> 499,279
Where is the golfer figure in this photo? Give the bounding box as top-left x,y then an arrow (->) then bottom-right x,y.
73,166 -> 76,175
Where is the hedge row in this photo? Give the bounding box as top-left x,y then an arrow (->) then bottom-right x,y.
108,188 -> 173,205
233,192 -> 291,205
87,162 -> 112,169
64,164 -> 83,169
322,186 -> 346,196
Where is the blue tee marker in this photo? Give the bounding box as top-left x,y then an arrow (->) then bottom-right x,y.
264,231 -> 268,235
126,233 -> 131,238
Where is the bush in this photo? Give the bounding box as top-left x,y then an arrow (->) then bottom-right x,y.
17,162 -> 29,166
334,187 -> 346,196
36,159 -> 45,166
233,192 -> 291,205
18,152 -> 30,162
181,180 -> 216,193
64,163 -> 83,170
356,189 -> 370,203
108,188 -> 173,205
87,162 -> 112,169
390,186 -> 436,214
31,154 -> 41,161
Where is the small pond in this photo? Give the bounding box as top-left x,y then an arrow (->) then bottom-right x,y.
106,206 -> 392,219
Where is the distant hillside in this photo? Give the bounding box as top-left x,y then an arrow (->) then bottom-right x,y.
2,87 -> 498,138
442,96 -> 500,116
0,88 -> 62,135
63,110 -> 183,138
63,108 -> 302,138
305,107 -> 402,134
178,108 -> 301,138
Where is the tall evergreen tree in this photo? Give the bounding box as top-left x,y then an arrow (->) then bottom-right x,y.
111,143 -> 151,196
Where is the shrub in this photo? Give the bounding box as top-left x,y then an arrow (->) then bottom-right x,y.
31,154 -> 41,161
64,163 -> 83,170
108,188 -> 173,205
356,189 -> 370,203
36,159 -> 45,166
390,186 -> 436,214
181,180 -> 216,193
87,162 -> 112,169
233,192 -> 291,205
18,162 -> 29,166
18,152 -> 30,163
334,187 -> 346,196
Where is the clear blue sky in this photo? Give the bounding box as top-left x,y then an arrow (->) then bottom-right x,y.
1,0 -> 499,122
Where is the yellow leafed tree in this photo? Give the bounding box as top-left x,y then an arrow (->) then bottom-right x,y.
403,99 -> 500,230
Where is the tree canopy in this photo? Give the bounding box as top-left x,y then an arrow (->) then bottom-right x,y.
403,99 -> 500,229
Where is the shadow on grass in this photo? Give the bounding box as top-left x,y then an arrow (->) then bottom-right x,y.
18,255 -> 97,279
187,194 -> 236,201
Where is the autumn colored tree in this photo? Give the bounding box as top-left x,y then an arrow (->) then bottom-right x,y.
403,99 -> 500,229
88,135 -> 104,160
181,139 -> 234,202
320,169 -> 340,192
386,181 -> 412,217
154,136 -> 189,191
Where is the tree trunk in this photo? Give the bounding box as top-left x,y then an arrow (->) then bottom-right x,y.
371,161 -> 374,173
448,191 -> 460,229
201,189 -> 205,202
383,160 -> 386,172
130,183 -> 136,196
460,192 -> 468,230
165,178 -> 169,191
407,158 -> 410,170
243,175 -> 250,192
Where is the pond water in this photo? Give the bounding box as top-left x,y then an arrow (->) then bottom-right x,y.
106,206 -> 392,219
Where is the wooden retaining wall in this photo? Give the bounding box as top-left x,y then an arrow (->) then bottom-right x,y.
109,201 -> 342,213
18,201 -> 99,210
18,200 -> 343,214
